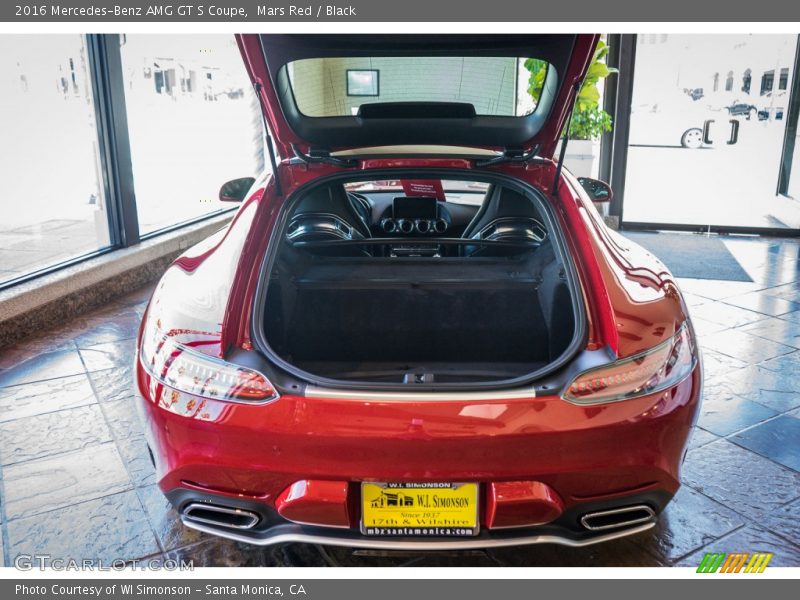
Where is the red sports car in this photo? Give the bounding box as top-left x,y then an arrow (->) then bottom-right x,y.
136,34 -> 702,550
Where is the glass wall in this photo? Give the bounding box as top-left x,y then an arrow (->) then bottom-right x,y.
0,35 -> 110,286
119,35 -> 265,235
623,34 -> 799,230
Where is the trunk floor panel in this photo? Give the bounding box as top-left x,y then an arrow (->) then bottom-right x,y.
281,287 -> 549,364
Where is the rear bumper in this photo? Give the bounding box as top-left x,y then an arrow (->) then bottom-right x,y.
167,486 -> 668,549
181,515 -> 656,550
136,362 -> 701,547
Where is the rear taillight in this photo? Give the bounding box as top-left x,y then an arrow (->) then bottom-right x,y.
140,323 -> 278,404
564,325 -> 696,405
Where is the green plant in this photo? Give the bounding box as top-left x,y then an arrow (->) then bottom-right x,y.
525,40 -> 618,140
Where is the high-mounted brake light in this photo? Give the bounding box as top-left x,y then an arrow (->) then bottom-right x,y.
140,324 -> 278,404
564,325 -> 696,405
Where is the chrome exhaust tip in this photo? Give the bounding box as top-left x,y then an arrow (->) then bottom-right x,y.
580,505 -> 655,531
182,503 -> 260,530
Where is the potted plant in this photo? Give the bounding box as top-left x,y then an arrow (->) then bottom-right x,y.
525,40 -> 617,177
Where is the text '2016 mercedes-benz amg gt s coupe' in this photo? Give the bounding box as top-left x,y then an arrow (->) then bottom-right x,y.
136,34 -> 702,550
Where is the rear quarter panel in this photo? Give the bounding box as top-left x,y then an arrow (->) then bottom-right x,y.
560,168 -> 691,359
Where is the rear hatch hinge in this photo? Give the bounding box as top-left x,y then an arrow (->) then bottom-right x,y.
291,144 -> 359,168
474,146 -> 539,168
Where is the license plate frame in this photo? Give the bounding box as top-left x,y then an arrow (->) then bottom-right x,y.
360,482 -> 480,537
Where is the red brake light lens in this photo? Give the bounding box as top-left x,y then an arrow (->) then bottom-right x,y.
140,326 -> 278,404
564,325 -> 696,405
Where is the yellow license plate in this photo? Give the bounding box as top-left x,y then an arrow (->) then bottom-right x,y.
361,482 -> 479,537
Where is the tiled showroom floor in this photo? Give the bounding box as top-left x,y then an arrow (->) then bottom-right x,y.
1,234 -> 800,568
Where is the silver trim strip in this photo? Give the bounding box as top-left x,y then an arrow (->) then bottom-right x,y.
279,516 -> 352,530
304,386 -> 537,402
331,145 -> 500,158
182,503 -> 261,530
180,518 -> 654,550
580,505 -> 656,531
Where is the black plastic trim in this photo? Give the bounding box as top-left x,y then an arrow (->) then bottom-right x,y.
358,102 -> 476,119
474,146 -> 540,168
291,144 -> 358,167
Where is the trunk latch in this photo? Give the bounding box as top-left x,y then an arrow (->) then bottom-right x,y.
404,372 -> 435,384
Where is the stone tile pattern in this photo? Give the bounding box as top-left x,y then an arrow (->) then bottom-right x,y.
0,234 -> 800,567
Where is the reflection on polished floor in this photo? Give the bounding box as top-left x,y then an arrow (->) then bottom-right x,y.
1,233 -> 800,567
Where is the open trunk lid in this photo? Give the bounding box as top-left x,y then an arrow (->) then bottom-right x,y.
236,34 -> 599,160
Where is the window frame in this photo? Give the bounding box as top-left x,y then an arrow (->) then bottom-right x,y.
0,33 -> 253,291
345,69 -> 380,97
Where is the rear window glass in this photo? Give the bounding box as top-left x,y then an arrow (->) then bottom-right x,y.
287,57 -> 549,117
344,180 -> 489,205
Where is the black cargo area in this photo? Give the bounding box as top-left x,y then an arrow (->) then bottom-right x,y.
263,247 -> 575,384
258,178 -> 580,385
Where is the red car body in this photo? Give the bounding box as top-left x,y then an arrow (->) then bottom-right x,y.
135,34 -> 702,549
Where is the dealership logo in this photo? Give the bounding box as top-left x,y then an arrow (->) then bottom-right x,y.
371,490 -> 415,507
696,552 -> 773,573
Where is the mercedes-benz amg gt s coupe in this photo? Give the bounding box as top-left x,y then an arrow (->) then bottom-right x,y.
136,34 -> 702,550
